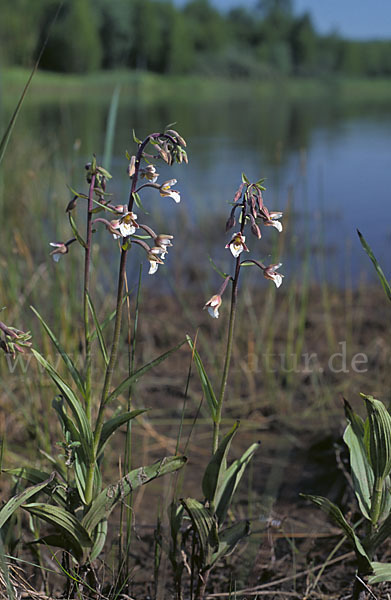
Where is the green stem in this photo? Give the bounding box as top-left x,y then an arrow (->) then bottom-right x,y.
371,476 -> 383,527
212,198 -> 247,454
213,267 -> 238,453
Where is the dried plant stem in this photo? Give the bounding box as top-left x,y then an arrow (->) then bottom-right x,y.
84,172 -> 96,424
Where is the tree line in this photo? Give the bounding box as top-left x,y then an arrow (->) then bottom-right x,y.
1,0 -> 391,78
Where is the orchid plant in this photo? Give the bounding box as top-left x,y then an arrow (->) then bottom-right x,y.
167,174 -> 285,600
0,128 -> 189,589
204,173 -> 284,451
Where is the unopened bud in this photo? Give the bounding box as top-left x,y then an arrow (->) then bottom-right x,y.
128,155 -> 136,178
66,196 -> 78,212
226,214 -> 236,232
251,222 -> 262,239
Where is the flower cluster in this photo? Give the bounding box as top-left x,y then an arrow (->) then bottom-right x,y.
204,176 -> 284,318
49,129 -> 187,276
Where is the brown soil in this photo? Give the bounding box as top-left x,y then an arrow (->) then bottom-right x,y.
1,283 -> 391,599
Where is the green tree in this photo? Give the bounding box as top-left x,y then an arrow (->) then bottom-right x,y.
95,0 -> 134,69
40,0 -> 102,73
0,0 -> 51,66
290,13 -> 317,74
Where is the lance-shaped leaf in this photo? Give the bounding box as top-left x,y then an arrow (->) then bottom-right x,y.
357,230 -> 391,303
181,498 -> 218,566
82,456 -> 186,533
0,472 -> 55,528
369,562 -> 391,584
186,335 -> 217,421
301,494 -> 372,574
215,441 -> 260,524
68,212 -> 87,248
343,400 -> 373,521
85,290 -> 108,366
202,421 -> 239,506
90,519 -> 108,561
210,520 -> 250,568
362,394 -> 391,480
97,409 -> 146,458
105,341 -> 185,405
32,350 -> 93,462
3,467 -> 66,507
31,306 -> 85,397
23,503 -> 92,561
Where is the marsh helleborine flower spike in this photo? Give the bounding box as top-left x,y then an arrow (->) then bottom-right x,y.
263,263 -> 284,288
204,294 -> 222,319
160,179 -> 181,203
226,232 -> 249,258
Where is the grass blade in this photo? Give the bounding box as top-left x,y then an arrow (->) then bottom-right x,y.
357,229 -> 391,302
0,4 -> 63,166
103,84 -> 121,170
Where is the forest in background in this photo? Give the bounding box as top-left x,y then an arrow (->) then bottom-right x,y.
1,0 -> 391,78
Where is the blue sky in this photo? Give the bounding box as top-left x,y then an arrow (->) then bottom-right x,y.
174,0 -> 391,40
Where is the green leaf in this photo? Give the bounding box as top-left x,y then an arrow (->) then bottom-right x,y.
362,394 -> 391,480
357,230 -> 391,302
202,421 -> 239,506
105,340 -> 185,406
3,467 -> 67,507
241,173 -> 250,184
31,306 -> 85,397
86,291 -> 108,366
23,503 -> 92,561
97,166 -> 113,180
132,192 -> 148,213
97,409 -> 146,458
343,401 -> 374,521
132,129 -> 142,144
0,472 -> 55,528
208,257 -> 229,280
301,494 -> 371,574
68,213 -> 87,249
82,456 -> 186,534
181,498 -> 217,566
215,441 -> 260,524
31,350 -> 93,462
210,520 -> 250,567
186,335 -> 217,421
369,562 -> 391,584
66,185 -> 88,200
90,519 -> 108,561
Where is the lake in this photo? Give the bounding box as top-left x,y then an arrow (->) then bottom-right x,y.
2,75 -> 391,289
